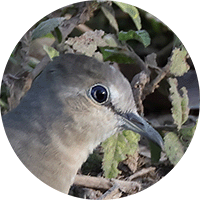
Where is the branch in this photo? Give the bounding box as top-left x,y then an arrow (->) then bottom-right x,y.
97,184 -> 122,200
131,53 -> 171,114
142,60 -> 171,99
3,71 -> 32,111
31,55 -> 50,80
127,167 -> 156,181
74,175 -> 112,190
123,49 -> 147,71
59,1 -> 98,41
74,175 -> 141,195
131,71 -> 150,115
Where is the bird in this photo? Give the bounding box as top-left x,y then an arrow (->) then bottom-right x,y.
2,53 -> 163,194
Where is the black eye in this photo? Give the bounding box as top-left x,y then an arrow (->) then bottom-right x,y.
90,84 -> 109,104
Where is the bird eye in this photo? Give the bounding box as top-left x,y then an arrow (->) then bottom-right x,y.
89,84 -> 109,104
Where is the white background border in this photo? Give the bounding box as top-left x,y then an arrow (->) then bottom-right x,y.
0,0 -> 199,199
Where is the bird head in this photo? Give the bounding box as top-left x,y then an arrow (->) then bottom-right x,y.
39,53 -> 164,150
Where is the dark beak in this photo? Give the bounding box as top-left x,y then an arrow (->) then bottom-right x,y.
121,112 -> 164,150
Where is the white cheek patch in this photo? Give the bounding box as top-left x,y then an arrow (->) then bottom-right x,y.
109,84 -> 137,113
109,85 -> 120,104
109,64 -> 117,71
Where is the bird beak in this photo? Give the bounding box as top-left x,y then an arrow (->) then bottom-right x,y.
121,112 -> 164,150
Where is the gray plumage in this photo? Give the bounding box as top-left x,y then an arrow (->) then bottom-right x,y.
2,54 -> 163,193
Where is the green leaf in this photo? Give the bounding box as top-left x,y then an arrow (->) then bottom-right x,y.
27,57 -> 40,69
100,47 -> 136,64
41,32 -> 55,39
100,47 -> 116,60
43,45 -> 59,60
168,78 -> 190,130
180,87 -> 189,125
114,2 -> 141,30
164,132 -> 184,165
118,30 -> 151,47
0,99 -> 9,109
170,48 -> 190,76
180,124 -> 196,138
54,27 -> 62,43
101,4 -> 119,32
105,53 -> 135,64
102,130 -> 140,178
179,124 -> 197,149
103,34 -> 120,47
149,141 -> 162,163
32,17 -> 65,40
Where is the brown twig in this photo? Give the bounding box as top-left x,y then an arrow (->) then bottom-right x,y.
131,71 -> 150,115
97,184 -> 122,200
3,71 -> 33,111
59,1 -> 98,41
111,178 -> 141,194
31,55 -> 50,80
123,50 -> 147,71
130,53 -> 172,114
74,175 -> 112,191
142,60 -> 171,100
127,167 -> 156,181
74,175 -> 141,195
65,13 -> 93,33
